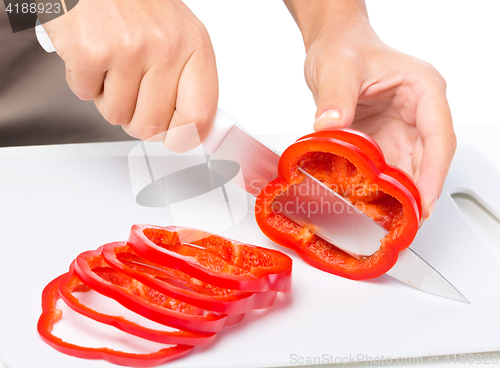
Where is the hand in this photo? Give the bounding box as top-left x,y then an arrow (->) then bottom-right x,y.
285,0 -> 456,220
42,0 -> 218,147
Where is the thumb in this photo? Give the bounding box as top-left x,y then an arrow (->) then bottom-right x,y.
312,67 -> 360,131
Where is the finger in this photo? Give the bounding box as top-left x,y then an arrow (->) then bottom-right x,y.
163,46 -> 218,153
64,54 -> 107,101
415,80 -> 456,220
411,136 -> 424,181
123,63 -> 182,141
41,15 -> 106,100
312,61 -> 361,131
93,59 -> 143,127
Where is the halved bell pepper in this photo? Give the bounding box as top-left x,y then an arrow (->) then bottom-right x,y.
101,241 -> 277,314
37,274 -> 193,368
74,247 -> 245,333
128,225 -> 293,293
59,263 -> 217,346
255,129 -> 421,280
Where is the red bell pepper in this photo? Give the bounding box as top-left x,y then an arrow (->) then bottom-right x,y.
74,247 -> 245,333
255,129 -> 421,280
101,241 -> 278,314
59,263 -> 216,346
37,274 -> 193,368
128,225 -> 293,293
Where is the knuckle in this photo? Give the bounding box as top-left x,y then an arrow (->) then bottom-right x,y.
96,98 -> 133,126
150,27 -> 181,53
70,40 -> 110,69
66,47 -> 108,72
435,71 -> 447,89
119,35 -> 147,61
74,90 -> 94,101
319,90 -> 345,101
418,60 -> 447,89
182,112 -> 214,138
193,115 -> 212,133
85,50 -> 109,69
151,23 -> 212,58
103,111 -> 131,126
65,74 -> 96,101
448,130 -> 458,151
191,28 -> 212,50
131,124 -> 168,141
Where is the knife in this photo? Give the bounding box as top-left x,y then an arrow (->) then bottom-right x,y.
35,24 -> 468,303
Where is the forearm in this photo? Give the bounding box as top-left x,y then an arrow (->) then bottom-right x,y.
283,0 -> 370,50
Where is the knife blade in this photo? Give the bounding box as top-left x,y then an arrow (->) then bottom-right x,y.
273,169 -> 387,258
207,108 -> 468,303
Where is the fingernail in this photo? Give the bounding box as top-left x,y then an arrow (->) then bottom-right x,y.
314,109 -> 342,130
425,196 -> 439,221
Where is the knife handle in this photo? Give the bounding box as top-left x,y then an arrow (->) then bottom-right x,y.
35,21 -> 237,154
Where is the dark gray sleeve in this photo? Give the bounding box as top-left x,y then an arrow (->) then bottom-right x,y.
0,4 -> 134,147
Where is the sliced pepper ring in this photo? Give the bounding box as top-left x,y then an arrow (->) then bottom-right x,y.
37,274 -> 193,368
128,225 -> 293,293
255,130 -> 420,280
74,248 -> 245,333
101,242 -> 278,314
59,263 -> 216,346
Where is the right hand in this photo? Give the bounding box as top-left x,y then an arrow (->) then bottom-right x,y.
42,0 -> 218,145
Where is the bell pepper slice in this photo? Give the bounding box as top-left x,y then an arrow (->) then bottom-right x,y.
101,241 -> 278,314
37,274 -> 193,368
128,225 -> 293,293
255,129 -> 420,280
74,247 -> 245,333
59,263 -> 216,346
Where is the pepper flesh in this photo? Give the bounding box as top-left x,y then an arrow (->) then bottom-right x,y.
297,128 -> 422,217
128,225 -> 293,293
37,274 -> 193,368
74,247 -> 246,333
101,241 -> 278,314
59,264 -> 217,346
255,129 -> 421,280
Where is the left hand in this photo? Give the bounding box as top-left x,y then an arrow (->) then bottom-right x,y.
303,17 -> 456,220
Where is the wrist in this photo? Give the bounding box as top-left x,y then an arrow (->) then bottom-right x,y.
284,0 -> 372,51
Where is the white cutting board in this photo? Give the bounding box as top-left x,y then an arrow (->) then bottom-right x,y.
1,132 -> 500,368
